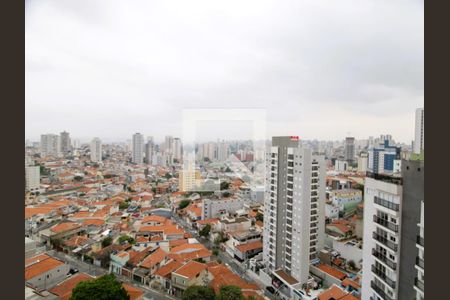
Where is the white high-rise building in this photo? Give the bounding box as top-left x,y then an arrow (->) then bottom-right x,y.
413,108 -> 424,154
358,152 -> 369,173
165,135 -> 174,155
361,175 -> 402,300
145,136 -> 154,164
72,138 -> 80,149
40,134 -> 61,157
25,166 -> 40,191
132,133 -> 144,164
262,136 -> 326,285
173,138 -> 182,162
217,141 -> 229,162
90,137 -> 102,163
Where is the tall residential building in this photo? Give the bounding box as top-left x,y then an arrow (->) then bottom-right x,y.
361,158 -> 424,300
60,131 -> 71,153
90,137 -> 102,163
40,134 -> 61,157
25,166 -> 40,191
345,137 -> 355,163
72,138 -> 80,149
262,136 -> 326,285
413,108 -> 424,154
145,136 -> 154,164
132,133 -> 144,164
357,151 -> 369,173
165,135 -> 174,155
217,141 -> 229,162
173,138 -> 182,162
414,201 -> 424,300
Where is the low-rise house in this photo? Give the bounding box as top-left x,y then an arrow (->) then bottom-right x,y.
171,261 -> 209,296
317,284 -> 358,300
25,254 -> 70,291
153,260 -> 183,290
218,216 -> 251,233
40,221 -> 85,246
234,240 -> 263,261
48,273 -> 93,300
122,283 -> 145,300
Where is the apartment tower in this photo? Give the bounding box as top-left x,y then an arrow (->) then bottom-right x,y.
90,137 -> 102,163
262,136 -> 326,284
132,133 -> 144,164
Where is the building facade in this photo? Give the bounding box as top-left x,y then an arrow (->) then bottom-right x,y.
132,133 -> 144,164
40,134 -> 61,157
262,136 -> 326,285
60,131 -> 71,154
345,137 -> 355,163
25,165 -> 40,191
90,137 -> 102,163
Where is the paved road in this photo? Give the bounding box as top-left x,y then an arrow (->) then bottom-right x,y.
48,250 -> 175,300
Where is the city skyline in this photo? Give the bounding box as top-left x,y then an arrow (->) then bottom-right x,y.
26,0 -> 423,142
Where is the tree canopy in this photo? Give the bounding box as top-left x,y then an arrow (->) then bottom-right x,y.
255,213 -> 264,222
199,224 -> 211,237
217,285 -> 245,300
101,236 -> 113,248
182,285 -> 216,300
70,274 -> 129,300
179,200 -> 191,209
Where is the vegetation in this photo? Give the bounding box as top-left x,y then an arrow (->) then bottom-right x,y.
194,258 -> 206,263
118,235 -> 135,245
165,173 -> 173,179
179,200 -> 191,210
74,176 -> 84,181
49,237 -> 62,249
348,260 -> 356,270
217,285 -> 244,300
119,201 -> 130,210
199,224 -> 211,237
101,236 -> 113,248
182,286 -> 216,300
70,274 -> 130,300
212,248 -> 219,256
255,212 -> 264,222
214,232 -> 228,245
220,181 -> 230,190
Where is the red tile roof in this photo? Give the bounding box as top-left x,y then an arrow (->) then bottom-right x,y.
50,221 -> 82,233
235,240 -> 263,253
25,254 -> 65,280
140,248 -> 167,269
122,283 -> 144,300
49,273 -> 93,300
154,260 -> 183,278
173,261 -> 207,279
317,264 -> 347,280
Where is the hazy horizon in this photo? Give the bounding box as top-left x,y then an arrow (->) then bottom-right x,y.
26,0 -> 424,144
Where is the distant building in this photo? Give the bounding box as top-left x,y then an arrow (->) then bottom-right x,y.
25,165 -> 40,191
60,131 -> 71,153
40,134 -> 60,157
217,140 -> 229,162
132,133 -> 144,164
90,137 -> 102,163
368,137 -> 401,175
413,108 -> 424,155
335,160 -> 348,172
357,152 -> 368,173
202,197 -> 245,219
164,135 -> 174,156
145,137 -> 154,164
345,137 -> 355,163
173,138 -> 182,162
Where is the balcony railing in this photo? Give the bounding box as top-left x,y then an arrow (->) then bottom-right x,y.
372,249 -> 397,270
373,232 -> 398,252
415,277 -> 424,292
374,196 -> 400,211
417,235 -> 424,247
372,265 -> 396,289
373,215 -> 399,232
416,256 -> 424,269
371,281 -> 394,300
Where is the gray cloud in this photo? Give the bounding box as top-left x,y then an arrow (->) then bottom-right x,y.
26,0 -> 423,143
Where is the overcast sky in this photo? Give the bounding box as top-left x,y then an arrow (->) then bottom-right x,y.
26,0 -> 423,143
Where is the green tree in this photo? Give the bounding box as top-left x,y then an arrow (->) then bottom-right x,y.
220,181 -> 230,190
118,235 -> 135,245
102,236 -> 113,248
182,286 -> 215,300
165,173 -> 173,179
70,274 -> 130,300
199,224 -> 211,237
255,213 -> 264,222
179,200 -> 191,209
74,176 -> 84,181
212,248 -> 219,256
217,285 -> 244,300
119,201 -> 130,210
